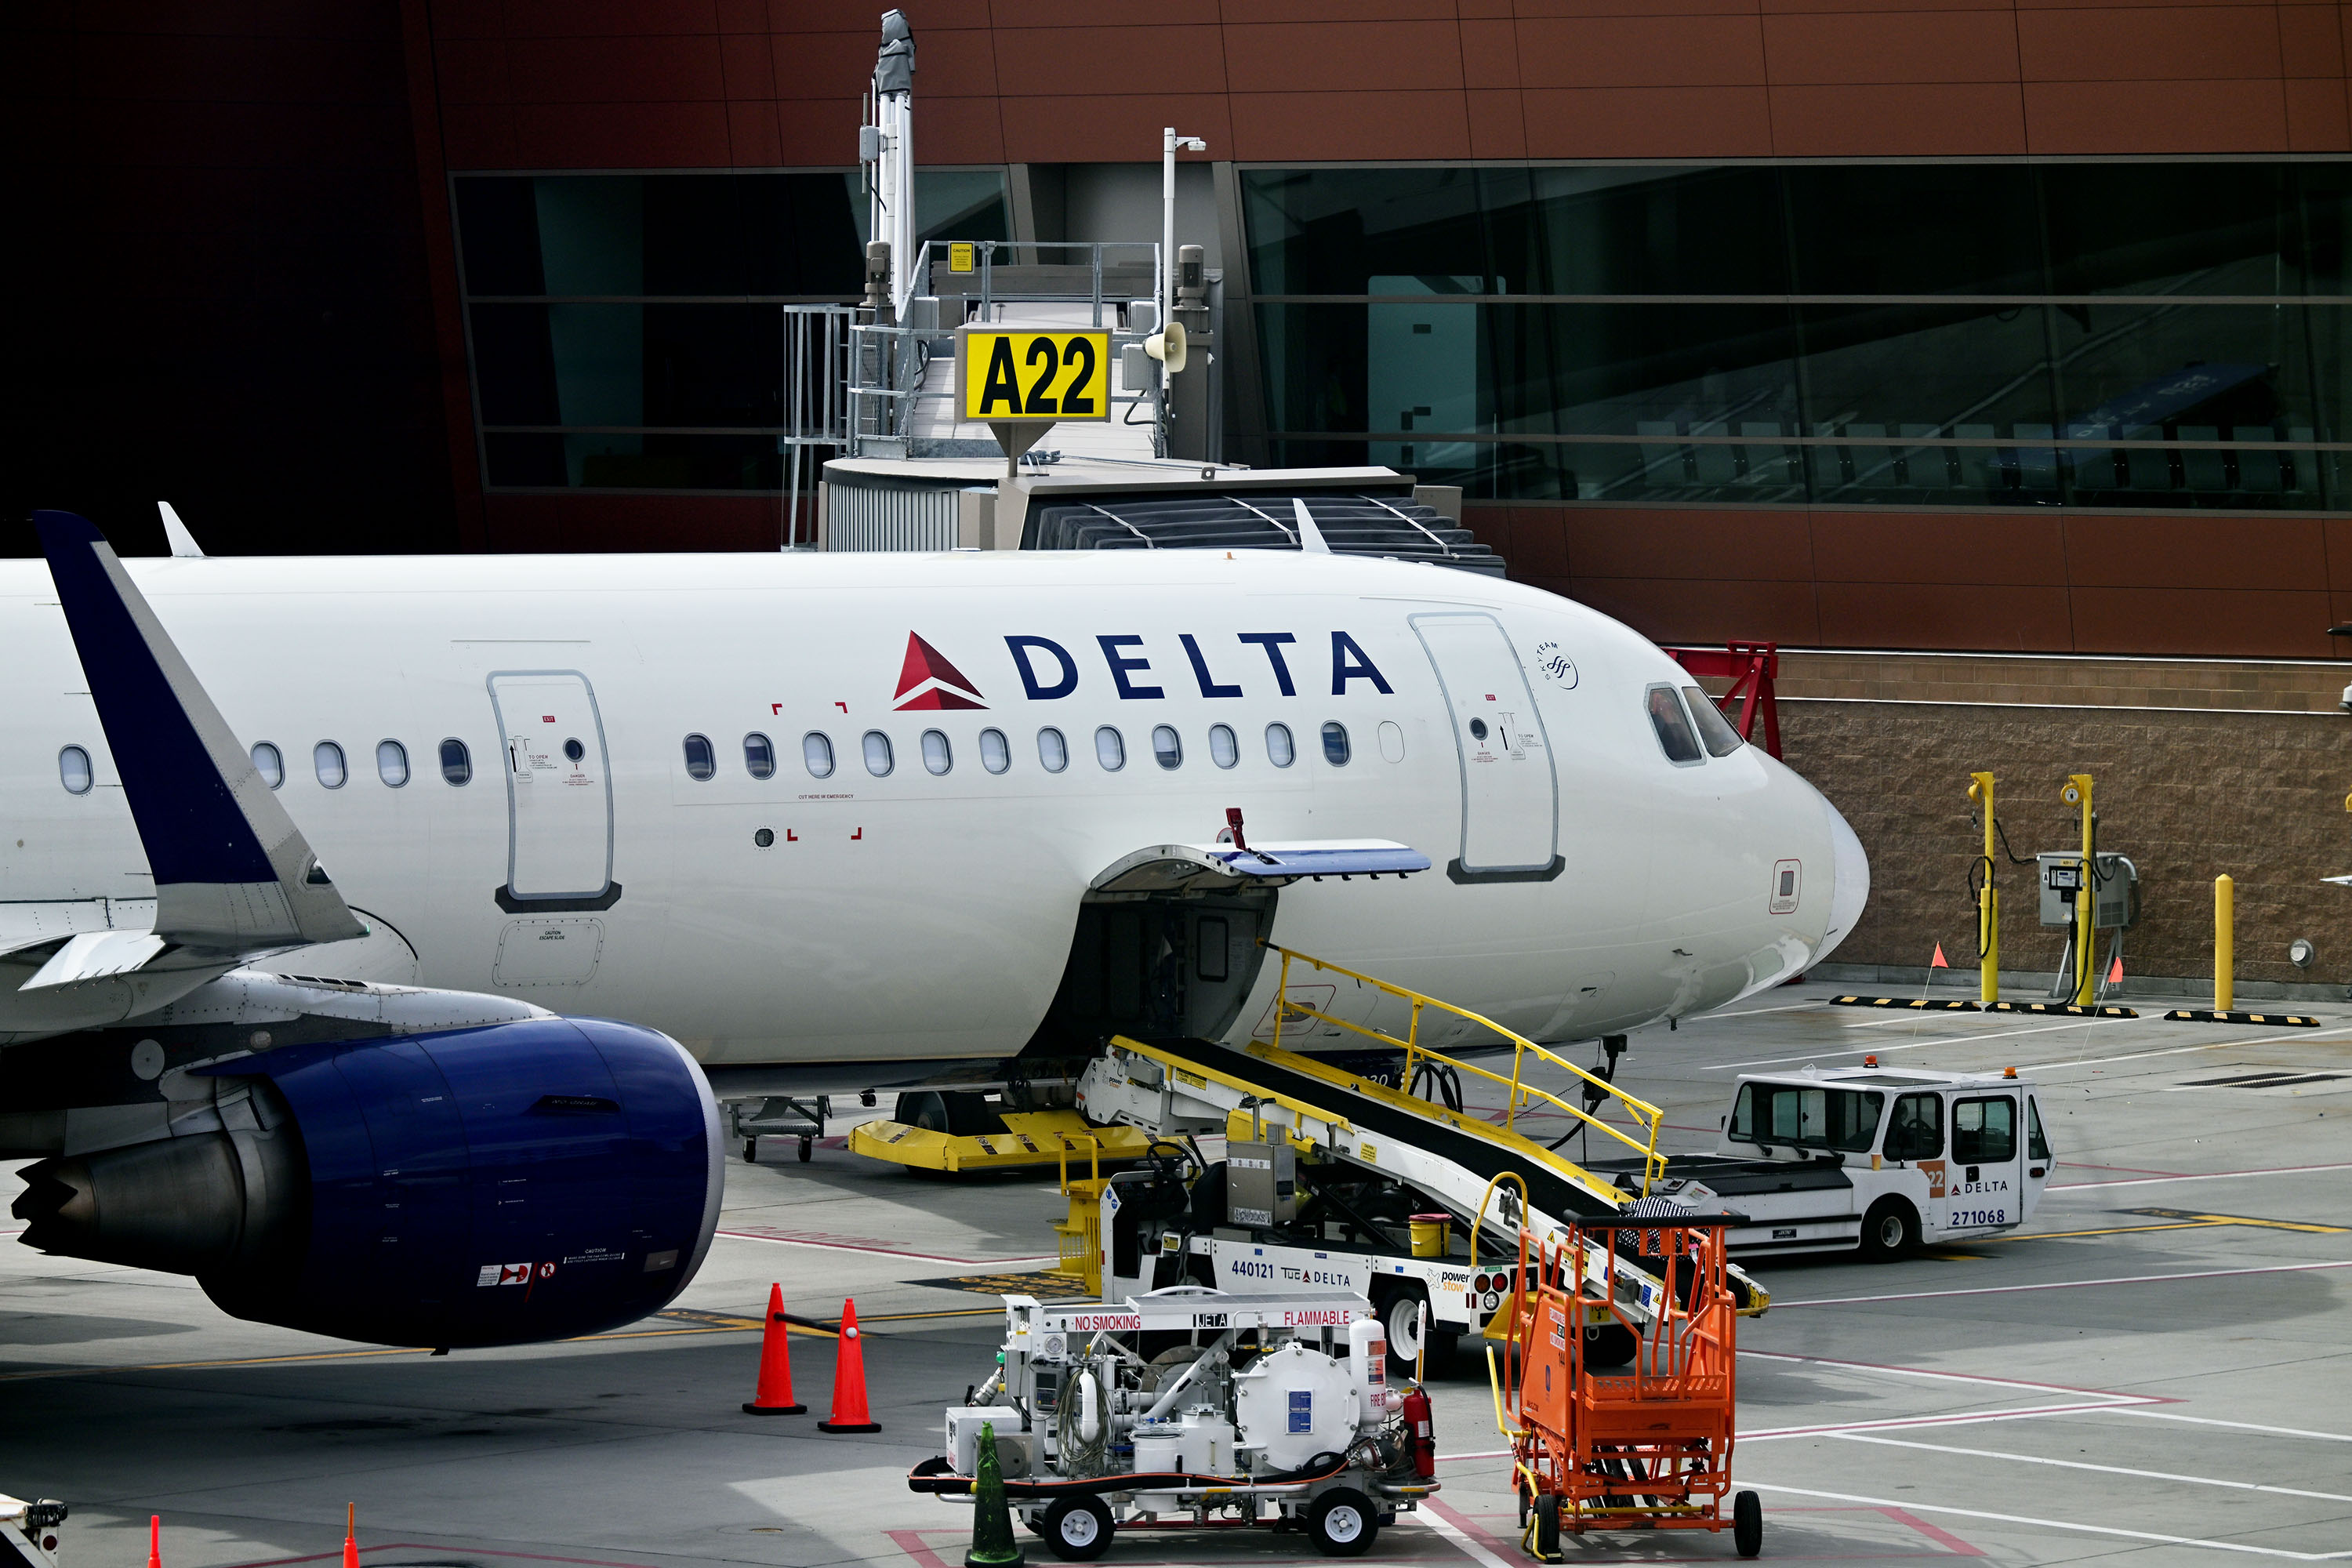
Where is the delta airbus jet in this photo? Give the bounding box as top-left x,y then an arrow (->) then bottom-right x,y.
0,509 -> 1865,1348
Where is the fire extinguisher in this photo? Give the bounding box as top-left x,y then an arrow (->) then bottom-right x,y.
1401,1385 -> 1436,1479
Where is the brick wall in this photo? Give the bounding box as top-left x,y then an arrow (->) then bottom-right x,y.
1783,695 -> 2352,991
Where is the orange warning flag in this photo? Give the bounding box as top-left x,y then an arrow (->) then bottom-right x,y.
1930,943 -> 1949,968
2109,953 -> 2125,984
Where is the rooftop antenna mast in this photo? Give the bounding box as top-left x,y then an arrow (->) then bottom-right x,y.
868,10 -> 916,320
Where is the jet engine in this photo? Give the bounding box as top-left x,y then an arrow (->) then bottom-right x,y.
11,1017 -> 722,1348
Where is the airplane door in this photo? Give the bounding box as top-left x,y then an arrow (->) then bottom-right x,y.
488,672 -> 618,909
1411,613 -> 1559,878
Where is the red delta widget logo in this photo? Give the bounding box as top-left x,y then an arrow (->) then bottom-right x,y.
890,628 -> 1395,708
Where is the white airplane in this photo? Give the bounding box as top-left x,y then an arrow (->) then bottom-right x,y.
1,507 -> 1864,1348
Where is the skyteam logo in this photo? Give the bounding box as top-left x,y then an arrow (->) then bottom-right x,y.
894,632 -> 986,710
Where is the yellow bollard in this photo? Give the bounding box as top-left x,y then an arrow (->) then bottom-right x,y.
2061,775 -> 2094,1006
1968,772 -> 1998,1004
2216,874 -> 2234,1014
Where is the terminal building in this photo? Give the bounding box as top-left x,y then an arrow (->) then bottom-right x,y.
13,2 -> 2352,992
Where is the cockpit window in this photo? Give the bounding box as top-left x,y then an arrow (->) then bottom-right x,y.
1728,1083 -> 1883,1153
1683,686 -> 1744,757
1646,685 -> 1703,764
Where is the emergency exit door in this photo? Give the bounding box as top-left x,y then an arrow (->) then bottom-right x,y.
1411,613 -> 1560,879
488,671 -> 618,908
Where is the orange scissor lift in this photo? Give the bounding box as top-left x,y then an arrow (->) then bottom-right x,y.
1494,1207 -> 1761,1559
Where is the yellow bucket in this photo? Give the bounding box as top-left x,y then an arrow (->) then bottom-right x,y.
1410,1213 -> 1450,1259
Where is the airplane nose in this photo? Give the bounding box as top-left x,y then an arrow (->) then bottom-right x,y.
1816,797 -> 1869,966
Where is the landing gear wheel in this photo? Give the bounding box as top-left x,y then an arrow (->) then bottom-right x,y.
1381,1288 -> 1434,1377
1308,1489 -> 1377,1557
1534,1494 -> 1562,1559
797,1134 -> 813,1163
1733,1490 -> 1762,1557
1040,1496 -> 1112,1561
1859,1198 -> 1918,1262
1581,1322 -> 1637,1368
895,1091 -> 1004,1138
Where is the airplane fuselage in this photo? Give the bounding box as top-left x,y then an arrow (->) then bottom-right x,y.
2,547 -> 1859,1064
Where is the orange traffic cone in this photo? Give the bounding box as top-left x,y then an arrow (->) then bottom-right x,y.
147,1516 -> 161,1568
818,1298 -> 880,1433
742,1283 -> 807,1415
342,1505 -> 358,1568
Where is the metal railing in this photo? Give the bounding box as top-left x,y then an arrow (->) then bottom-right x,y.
1261,942 -> 1667,1194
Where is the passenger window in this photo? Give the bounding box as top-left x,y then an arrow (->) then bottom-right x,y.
922,729 -> 952,775
1952,1096 -> 2016,1163
683,734 -> 715,781
1152,725 -> 1181,769
1196,916 -> 1229,982
862,731 -> 894,777
1378,720 -> 1405,763
59,746 -> 93,796
2027,1097 -> 2052,1162
376,740 -> 409,788
1646,686 -> 1702,764
1095,726 -> 1125,771
438,739 -> 470,786
1038,727 -> 1069,773
1321,721 -> 1351,766
314,741 -> 347,789
744,733 -> 776,779
1208,724 -> 1238,769
1683,686 -> 1744,757
1886,1093 -> 1944,1161
1265,722 -> 1296,768
979,728 -> 1011,774
252,742 -> 284,790
803,732 -> 834,779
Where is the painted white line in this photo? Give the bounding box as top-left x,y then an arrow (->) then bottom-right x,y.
713,1229 -> 1058,1266
1741,1348 -> 2145,1398
1831,1431 -> 2352,1503
2050,1161 -> 2352,1192
1741,1399 -> 2155,1441
1745,1483 -> 2352,1560
1693,1000 -> 1831,1022
2096,1408 -> 2352,1443
1711,1017 -> 2124,1070
1417,1498 -> 1519,1568
1773,1258 -> 2352,1307
2025,1024 -> 2352,1073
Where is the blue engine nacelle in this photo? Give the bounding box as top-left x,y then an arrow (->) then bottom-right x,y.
14,1017 -> 722,1349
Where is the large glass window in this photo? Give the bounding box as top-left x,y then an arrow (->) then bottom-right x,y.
457,170 -> 1010,492
1245,162 -> 2352,510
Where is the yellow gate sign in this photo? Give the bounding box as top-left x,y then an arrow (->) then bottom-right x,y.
958,326 -> 1111,423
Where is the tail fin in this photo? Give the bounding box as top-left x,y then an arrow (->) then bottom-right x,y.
34,511 -> 365,954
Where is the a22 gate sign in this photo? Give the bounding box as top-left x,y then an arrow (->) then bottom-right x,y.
958,326 -> 1111,423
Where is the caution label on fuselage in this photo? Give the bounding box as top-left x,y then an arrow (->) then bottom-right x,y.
959,327 -> 1111,423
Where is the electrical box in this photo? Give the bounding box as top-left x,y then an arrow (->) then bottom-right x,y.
946,1406 -> 1033,1476
1228,1138 -> 1298,1227
2037,851 -> 2138,930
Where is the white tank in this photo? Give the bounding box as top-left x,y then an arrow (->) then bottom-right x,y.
1232,1341 -> 1360,1472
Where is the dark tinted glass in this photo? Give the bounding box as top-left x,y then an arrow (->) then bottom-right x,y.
439,739 -> 471,786
1784,165 -> 2042,295
2042,163 -> 2290,296
641,173 -> 863,296
1245,168 -> 1486,294
2294,164 -> 2352,296
467,305 -> 560,426
1485,165 -> 1787,296
454,176 -> 545,295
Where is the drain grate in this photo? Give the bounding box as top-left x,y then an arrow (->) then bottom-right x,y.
2180,1070 -> 2347,1088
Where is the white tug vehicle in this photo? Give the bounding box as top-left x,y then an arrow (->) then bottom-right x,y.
1593,1065 -> 2054,1258
909,1289 -> 1436,1559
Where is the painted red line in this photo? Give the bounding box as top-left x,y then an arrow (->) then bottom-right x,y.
887,1528 -> 956,1568
226,1545 -> 662,1568
1879,1508 -> 1984,1556
1423,1496 -> 1516,1557
1771,1258 -> 2352,1307
715,1229 -> 1057,1266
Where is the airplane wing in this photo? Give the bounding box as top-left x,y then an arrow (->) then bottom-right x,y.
33,511 -> 367,957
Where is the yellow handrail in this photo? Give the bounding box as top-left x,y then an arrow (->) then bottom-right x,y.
1264,943 -> 1667,1194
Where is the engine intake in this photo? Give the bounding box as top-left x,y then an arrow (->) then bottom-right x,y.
12,1018 -> 721,1348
